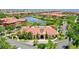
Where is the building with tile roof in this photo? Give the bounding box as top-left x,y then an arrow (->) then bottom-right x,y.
40,11 -> 66,17
21,26 -> 59,39
0,18 -> 25,26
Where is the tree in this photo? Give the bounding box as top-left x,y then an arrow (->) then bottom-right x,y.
17,31 -> 33,40
46,38 -> 56,49
72,35 -> 79,48
71,24 -> 79,48
14,15 -> 20,19
0,25 -> 5,32
45,33 -> 48,39
33,38 -> 38,46
0,37 -> 16,49
66,16 -> 79,48
58,34 -> 65,40
31,22 -> 40,26
5,25 -> 15,31
0,12 -> 6,18
17,31 -> 27,40
36,33 -> 39,39
27,32 -> 32,40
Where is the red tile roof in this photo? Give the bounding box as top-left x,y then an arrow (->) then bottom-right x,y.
40,12 -> 66,17
1,18 -> 25,24
22,26 -> 58,35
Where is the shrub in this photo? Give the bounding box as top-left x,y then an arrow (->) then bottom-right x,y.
0,25 -> 5,32
37,44 -> 46,49
5,25 -> 15,31
46,39 -> 53,49
46,39 -> 57,49
0,12 -> 6,18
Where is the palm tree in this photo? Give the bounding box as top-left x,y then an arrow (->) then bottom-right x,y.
33,39 -> 38,46
27,32 -> 32,40
0,37 -> 16,49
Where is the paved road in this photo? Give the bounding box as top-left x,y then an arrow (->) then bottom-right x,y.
6,39 -> 37,49
56,39 -> 72,49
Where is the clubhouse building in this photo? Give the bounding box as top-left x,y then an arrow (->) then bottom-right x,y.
21,26 -> 59,39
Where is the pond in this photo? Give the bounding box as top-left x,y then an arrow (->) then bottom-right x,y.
25,16 -> 47,25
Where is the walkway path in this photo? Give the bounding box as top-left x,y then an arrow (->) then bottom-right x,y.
6,39 -> 37,49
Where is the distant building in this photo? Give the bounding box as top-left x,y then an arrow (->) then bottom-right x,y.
40,11 -> 66,17
0,18 -> 25,26
21,26 -> 59,39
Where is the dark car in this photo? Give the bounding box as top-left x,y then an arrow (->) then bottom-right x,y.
62,45 -> 69,49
